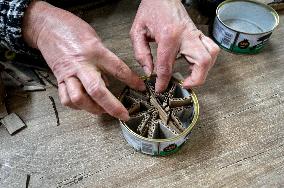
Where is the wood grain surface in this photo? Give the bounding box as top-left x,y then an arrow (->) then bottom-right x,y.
0,0 -> 283,187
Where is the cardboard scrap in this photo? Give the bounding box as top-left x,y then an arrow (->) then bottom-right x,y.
1,113 -> 27,135
0,62 -> 34,82
0,103 -> 8,119
0,61 -> 47,91
22,85 -> 46,92
0,71 -> 8,118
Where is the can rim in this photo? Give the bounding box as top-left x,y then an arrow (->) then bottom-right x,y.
216,0 -> 279,35
119,79 -> 199,143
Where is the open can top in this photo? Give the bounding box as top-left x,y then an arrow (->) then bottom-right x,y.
216,0 -> 279,35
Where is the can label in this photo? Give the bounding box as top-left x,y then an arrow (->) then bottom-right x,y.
121,122 -> 191,156
233,32 -> 272,54
213,17 -> 273,54
159,137 -> 186,156
121,124 -> 159,155
213,18 -> 237,50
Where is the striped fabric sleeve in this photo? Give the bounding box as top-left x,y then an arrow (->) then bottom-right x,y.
0,0 -> 34,54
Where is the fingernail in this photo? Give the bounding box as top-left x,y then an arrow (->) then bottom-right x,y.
155,85 -> 163,93
182,84 -> 190,89
155,89 -> 163,94
120,112 -> 130,121
143,66 -> 152,77
138,83 -> 146,91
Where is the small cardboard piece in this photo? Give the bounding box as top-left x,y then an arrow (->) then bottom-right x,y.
137,113 -> 151,136
1,113 -> 27,135
22,85 -> 46,92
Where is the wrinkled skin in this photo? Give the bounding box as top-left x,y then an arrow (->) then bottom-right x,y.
23,1 -> 145,121
130,0 -> 220,92
22,0 -> 219,121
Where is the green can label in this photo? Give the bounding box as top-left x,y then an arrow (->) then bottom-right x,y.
213,18 -> 272,54
121,124 -> 159,155
121,122 -> 191,156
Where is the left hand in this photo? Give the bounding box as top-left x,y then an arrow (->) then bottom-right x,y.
130,0 -> 220,92
22,1 -> 145,121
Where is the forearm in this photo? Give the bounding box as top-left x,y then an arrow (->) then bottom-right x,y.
22,1 -> 99,53
22,1 -> 52,49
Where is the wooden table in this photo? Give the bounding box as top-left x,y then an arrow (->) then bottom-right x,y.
0,0 -> 283,187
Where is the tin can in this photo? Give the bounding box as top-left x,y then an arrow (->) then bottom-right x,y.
119,76 -> 199,156
213,0 -> 279,54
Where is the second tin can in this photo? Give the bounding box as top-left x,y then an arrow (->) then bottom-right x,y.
213,0 -> 279,54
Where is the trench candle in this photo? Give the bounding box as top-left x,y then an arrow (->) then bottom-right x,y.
119,75 -> 199,156
213,0 -> 279,54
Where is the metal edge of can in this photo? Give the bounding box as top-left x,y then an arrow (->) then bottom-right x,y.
119,79 -> 200,144
216,0 -> 280,35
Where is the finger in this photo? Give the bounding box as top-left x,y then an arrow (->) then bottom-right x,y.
200,35 -> 220,68
77,66 -> 130,121
183,63 -> 209,88
155,38 -> 179,93
180,30 -> 211,63
97,48 -> 146,92
182,46 -> 212,88
180,31 -> 213,88
130,27 -> 153,76
65,77 -> 105,115
58,82 -> 79,109
101,74 -> 110,87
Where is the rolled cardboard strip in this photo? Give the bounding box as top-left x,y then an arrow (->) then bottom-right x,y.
147,122 -> 159,139
125,114 -> 148,132
169,96 -> 192,108
137,113 -> 151,136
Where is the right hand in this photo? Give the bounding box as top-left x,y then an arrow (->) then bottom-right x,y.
130,0 -> 220,92
22,1 -> 145,121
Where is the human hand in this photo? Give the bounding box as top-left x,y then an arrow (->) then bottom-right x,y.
22,1 -> 145,121
130,0 -> 220,92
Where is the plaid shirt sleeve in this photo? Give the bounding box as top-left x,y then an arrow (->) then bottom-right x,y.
0,0 -> 33,54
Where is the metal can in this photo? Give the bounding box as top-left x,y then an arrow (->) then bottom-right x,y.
119,76 -> 199,156
213,0 -> 279,54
